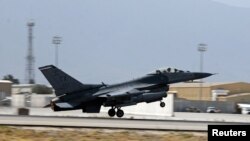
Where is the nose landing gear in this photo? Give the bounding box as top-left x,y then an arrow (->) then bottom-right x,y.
160,101 -> 165,107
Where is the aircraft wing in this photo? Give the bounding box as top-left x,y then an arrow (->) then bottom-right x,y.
96,88 -> 143,98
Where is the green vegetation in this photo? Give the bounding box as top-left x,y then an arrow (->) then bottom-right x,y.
2,74 -> 19,84
32,84 -> 53,94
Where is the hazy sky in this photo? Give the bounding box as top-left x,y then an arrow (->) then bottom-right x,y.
213,0 -> 250,8
1,0 -> 250,84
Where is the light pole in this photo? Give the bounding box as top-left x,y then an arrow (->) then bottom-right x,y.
52,36 -> 62,67
198,43 -> 207,101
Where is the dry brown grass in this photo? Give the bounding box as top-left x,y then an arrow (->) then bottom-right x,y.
0,126 -> 207,141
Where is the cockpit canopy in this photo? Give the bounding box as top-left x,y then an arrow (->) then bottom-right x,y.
148,67 -> 190,74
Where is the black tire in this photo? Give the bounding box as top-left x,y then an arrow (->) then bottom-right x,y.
108,109 -> 116,117
160,102 -> 165,107
116,109 -> 124,118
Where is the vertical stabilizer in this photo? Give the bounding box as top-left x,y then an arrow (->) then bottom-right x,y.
39,65 -> 86,96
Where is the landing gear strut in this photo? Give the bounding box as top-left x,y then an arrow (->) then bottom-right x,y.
108,107 -> 124,118
160,101 -> 165,107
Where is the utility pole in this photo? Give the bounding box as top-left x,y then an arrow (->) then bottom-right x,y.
197,43 -> 207,101
25,21 -> 35,84
52,36 -> 62,67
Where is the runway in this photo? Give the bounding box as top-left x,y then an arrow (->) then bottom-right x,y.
0,115 -> 248,131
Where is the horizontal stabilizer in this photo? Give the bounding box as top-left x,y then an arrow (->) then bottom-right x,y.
55,102 -> 75,108
43,104 -> 51,108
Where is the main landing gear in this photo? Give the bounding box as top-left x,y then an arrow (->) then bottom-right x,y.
108,107 -> 124,118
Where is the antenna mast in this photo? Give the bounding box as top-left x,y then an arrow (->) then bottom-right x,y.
25,21 -> 35,84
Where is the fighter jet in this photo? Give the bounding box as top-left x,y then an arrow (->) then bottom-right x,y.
39,65 -> 213,118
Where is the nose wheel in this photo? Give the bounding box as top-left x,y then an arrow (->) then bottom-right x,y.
108,107 -> 124,118
160,101 -> 165,107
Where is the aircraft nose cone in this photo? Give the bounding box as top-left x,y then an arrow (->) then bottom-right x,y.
193,72 -> 213,79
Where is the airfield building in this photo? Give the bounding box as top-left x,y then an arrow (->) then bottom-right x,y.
0,80 -> 12,100
170,82 -> 250,103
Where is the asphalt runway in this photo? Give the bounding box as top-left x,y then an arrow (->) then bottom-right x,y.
0,115 -> 248,131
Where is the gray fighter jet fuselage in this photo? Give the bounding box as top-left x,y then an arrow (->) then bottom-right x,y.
39,65 -> 213,118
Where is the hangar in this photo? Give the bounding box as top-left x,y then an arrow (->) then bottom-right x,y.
0,80 -> 12,100
170,82 -> 250,103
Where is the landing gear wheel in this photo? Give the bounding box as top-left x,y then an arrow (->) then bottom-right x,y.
160,102 -> 165,107
116,109 -> 124,118
108,108 -> 116,117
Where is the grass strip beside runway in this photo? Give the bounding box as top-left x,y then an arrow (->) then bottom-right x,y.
0,126 -> 207,141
